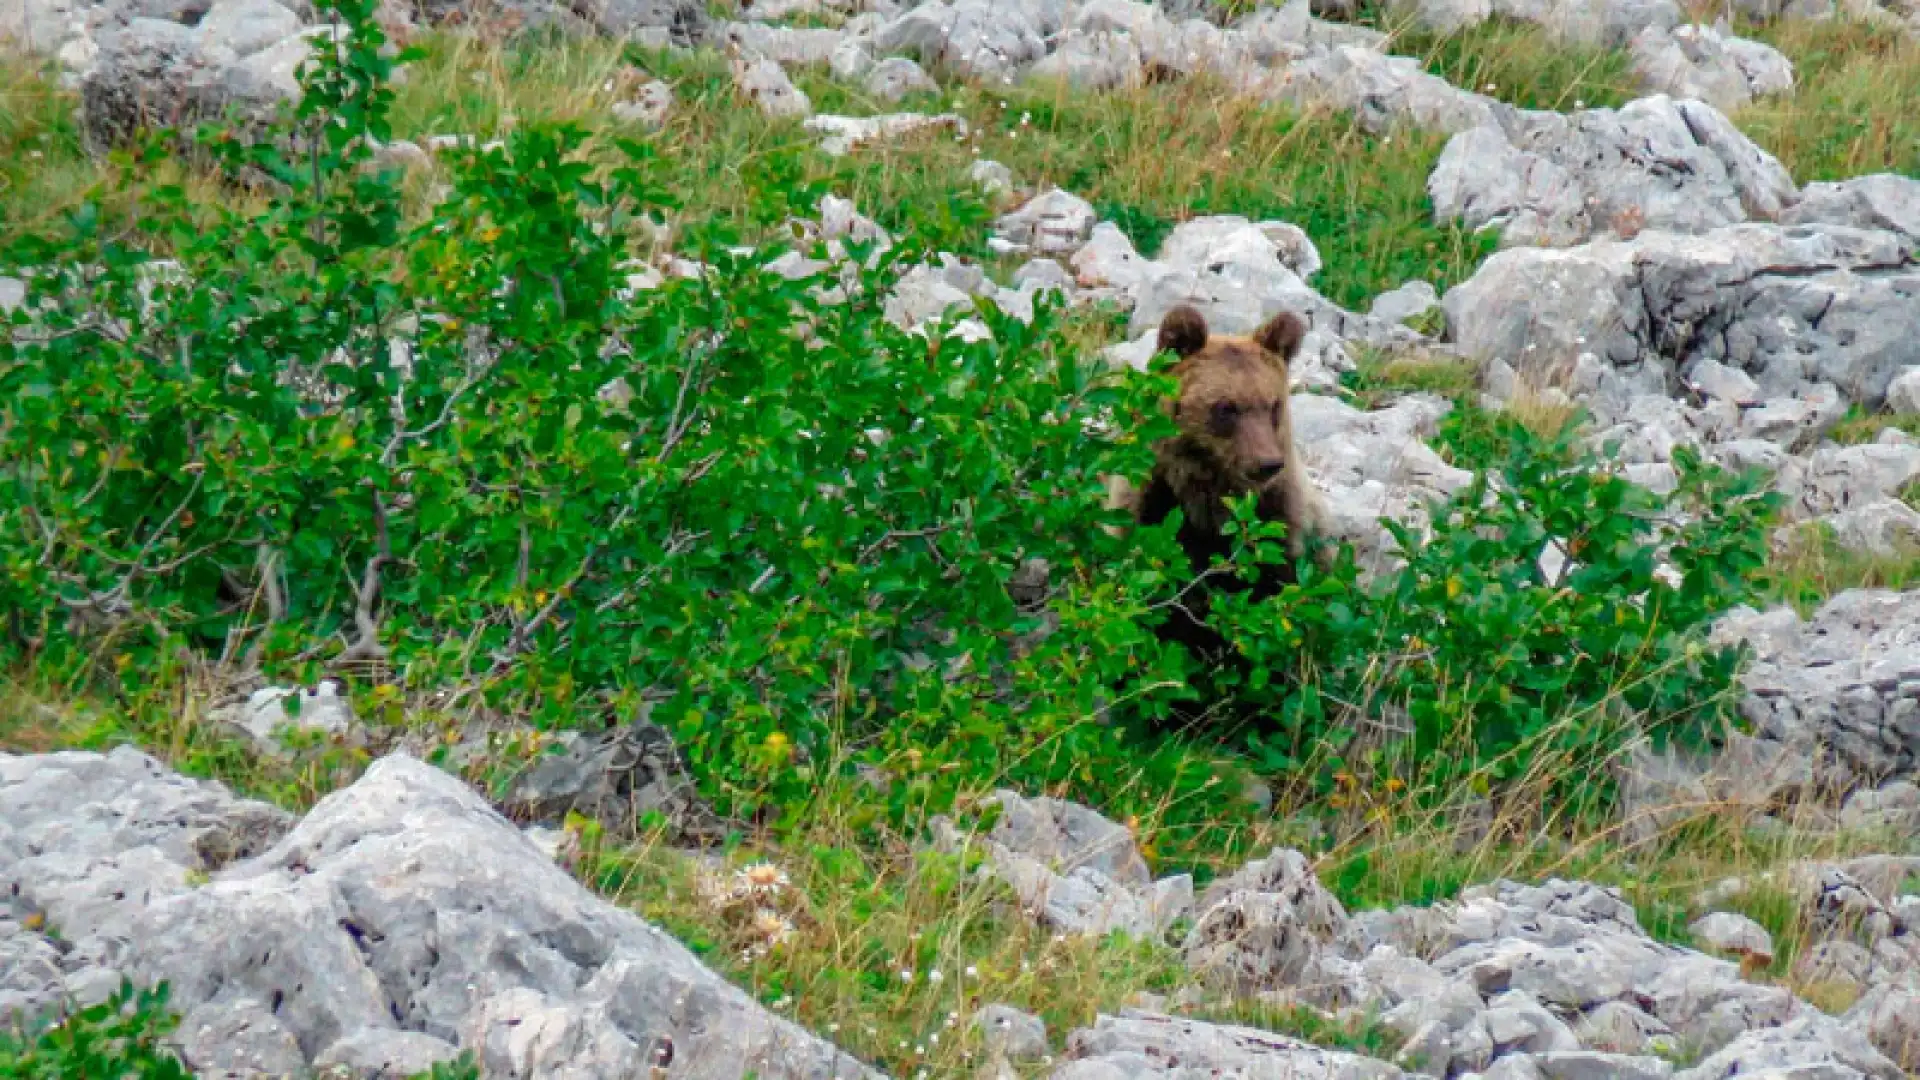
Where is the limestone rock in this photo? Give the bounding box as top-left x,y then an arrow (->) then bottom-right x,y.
1629,23 -> 1793,111
1887,366 -> 1920,415
875,0 -> 1050,81
952,791 -> 1195,940
804,111 -> 965,155
974,1004 -> 1049,1062
498,718 -> 725,844
1689,912 -> 1776,966
1430,97 -> 1797,247
1442,223 -> 1920,415
209,681 -> 358,758
611,79 -> 673,128
1784,174 -> 1920,246
1055,1011 -> 1405,1079
1369,281 -> 1439,327
863,55 -> 936,100
731,47 -> 812,118
0,749 -> 874,1079
994,187 -> 1098,257
1715,590 -> 1920,793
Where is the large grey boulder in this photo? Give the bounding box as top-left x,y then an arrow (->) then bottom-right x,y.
993,187 -> 1099,257
1291,393 -> 1474,571
1377,878 -> 1804,1057
400,0 -> 706,40
1026,27 -> 1144,90
0,0 -> 86,57
1672,1014 -> 1905,1080
0,747 -> 292,1025
1845,985 -> 1920,1069
497,718 -> 727,844
1270,43 -> 1499,135
875,0 -> 1050,80
195,0 -> 298,55
1497,0 -> 1683,47
1780,442 -> 1920,517
0,748 -> 875,1080
1181,849 -> 1352,997
81,18 -> 245,147
1785,174 -> 1920,246
1712,590 -> 1920,795
1629,23 -> 1793,112
1430,96 -> 1798,247
1442,223 -> 1920,414
1357,0 -> 1687,47
939,790 -> 1194,939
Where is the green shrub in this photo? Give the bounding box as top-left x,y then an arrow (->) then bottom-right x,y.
1203,422 -> 1781,799
0,0 -> 1249,835
0,977 -> 479,1080
1,0 -> 1784,842
0,981 -> 187,1079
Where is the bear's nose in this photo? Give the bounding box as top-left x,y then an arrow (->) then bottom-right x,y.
1251,461 -> 1284,482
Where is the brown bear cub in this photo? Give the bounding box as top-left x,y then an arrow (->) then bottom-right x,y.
1110,304 -> 1330,665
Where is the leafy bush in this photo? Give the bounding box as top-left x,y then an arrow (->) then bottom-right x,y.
1205,421 -> 1781,797
0,981 -> 188,1080
1,0 -> 1248,832
1,0 -> 1784,841
0,977 -> 480,1080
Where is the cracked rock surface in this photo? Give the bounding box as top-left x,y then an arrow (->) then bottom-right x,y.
0,748 -> 875,1079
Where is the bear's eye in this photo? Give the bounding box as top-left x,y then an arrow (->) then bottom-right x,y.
1209,402 -> 1238,430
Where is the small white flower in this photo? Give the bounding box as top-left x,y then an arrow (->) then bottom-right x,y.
928,969 -> 944,985
900,969 -> 915,983
964,965 -> 978,978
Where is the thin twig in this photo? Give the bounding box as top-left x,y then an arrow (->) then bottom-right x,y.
336,492 -> 392,666
489,506 -> 634,673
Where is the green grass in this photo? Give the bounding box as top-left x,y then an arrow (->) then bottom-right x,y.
0,59 -> 98,240
1380,16 -> 1639,113
1765,526 -> 1920,616
1740,17 -> 1920,182
1,31 -> 1497,311
1340,347 -> 1481,410
1822,405 -> 1920,447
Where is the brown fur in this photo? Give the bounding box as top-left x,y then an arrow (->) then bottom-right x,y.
1110,304 -> 1330,663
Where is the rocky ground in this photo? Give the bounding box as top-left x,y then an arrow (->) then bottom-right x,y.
3,747 -> 1917,1077
6,0 -> 1920,1075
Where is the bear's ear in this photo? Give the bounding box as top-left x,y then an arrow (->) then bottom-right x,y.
1157,305 -> 1209,358
1253,310 -> 1306,363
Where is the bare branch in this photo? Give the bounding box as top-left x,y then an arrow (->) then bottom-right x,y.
240,545 -> 285,671
489,506 -> 634,673
336,492 -> 391,667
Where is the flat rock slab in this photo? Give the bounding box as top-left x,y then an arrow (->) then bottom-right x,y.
1055,1010 -> 1405,1079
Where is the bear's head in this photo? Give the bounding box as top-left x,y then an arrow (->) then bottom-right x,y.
1154,304 -> 1306,488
